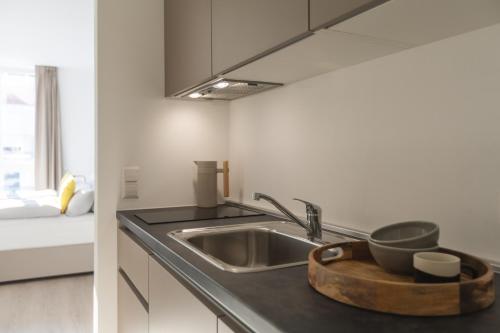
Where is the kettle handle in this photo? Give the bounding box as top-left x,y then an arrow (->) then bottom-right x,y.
216,161 -> 230,197
222,161 -> 229,197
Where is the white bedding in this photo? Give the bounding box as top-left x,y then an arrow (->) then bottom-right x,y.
0,189 -> 57,200
0,190 -> 60,219
0,213 -> 94,251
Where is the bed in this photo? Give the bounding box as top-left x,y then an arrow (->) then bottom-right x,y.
0,190 -> 94,282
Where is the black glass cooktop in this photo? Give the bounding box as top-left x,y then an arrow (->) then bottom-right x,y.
135,205 -> 263,224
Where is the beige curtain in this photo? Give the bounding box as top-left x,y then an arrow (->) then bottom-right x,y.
35,66 -> 62,190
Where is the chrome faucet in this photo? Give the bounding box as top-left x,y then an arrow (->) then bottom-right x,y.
252,192 -> 322,242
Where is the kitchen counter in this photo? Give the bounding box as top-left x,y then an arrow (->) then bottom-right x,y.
117,206 -> 500,333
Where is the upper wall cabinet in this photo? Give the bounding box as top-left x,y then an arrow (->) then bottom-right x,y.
165,0 -> 500,99
332,0 -> 500,45
309,0 -> 387,31
211,0 -> 309,76
165,0 -> 212,96
226,0 -> 500,86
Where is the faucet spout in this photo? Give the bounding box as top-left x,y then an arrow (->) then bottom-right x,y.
252,192 -> 322,242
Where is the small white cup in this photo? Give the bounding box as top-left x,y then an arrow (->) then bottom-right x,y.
414,252 -> 461,283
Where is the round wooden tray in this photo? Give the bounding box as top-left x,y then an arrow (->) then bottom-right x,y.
308,241 -> 495,316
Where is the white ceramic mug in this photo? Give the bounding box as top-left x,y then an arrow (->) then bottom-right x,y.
414,252 -> 461,283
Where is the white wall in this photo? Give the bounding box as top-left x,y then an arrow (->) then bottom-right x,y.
96,0 -> 229,332
96,4 -> 500,330
0,0 -> 94,180
229,24 -> 500,263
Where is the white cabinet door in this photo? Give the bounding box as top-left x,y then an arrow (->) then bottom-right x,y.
165,0 -> 212,96
149,256 -> 217,333
217,318 -> 235,333
118,273 -> 148,333
309,0 -> 379,30
118,228 -> 149,301
212,0 -> 309,74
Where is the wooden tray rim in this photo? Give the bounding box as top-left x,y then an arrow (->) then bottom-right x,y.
309,241 -> 494,287
308,241 -> 496,316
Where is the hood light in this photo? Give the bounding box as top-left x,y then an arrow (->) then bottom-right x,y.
177,78 -> 282,100
213,81 -> 229,89
188,92 -> 202,99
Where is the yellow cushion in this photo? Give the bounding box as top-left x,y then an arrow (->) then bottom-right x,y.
59,173 -> 76,213
59,173 -> 72,191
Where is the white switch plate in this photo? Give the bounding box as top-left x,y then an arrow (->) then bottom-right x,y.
122,181 -> 138,199
122,166 -> 139,199
123,166 -> 140,182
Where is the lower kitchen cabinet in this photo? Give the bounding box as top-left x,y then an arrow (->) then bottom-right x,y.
118,272 -> 149,333
149,255 -> 218,333
217,318 -> 235,333
118,228 -> 150,302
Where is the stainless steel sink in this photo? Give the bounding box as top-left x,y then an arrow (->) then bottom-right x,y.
168,221 -> 349,273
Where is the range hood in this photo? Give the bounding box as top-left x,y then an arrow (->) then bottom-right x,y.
177,0 -> 500,101
217,0 -> 500,90
175,77 -> 282,101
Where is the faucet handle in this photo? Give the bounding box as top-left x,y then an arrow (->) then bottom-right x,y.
293,198 -> 320,214
294,198 -> 322,241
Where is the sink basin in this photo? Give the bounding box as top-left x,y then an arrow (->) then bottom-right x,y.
169,221 -> 347,273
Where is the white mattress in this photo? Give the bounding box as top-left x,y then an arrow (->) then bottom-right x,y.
0,190 -> 60,219
0,213 -> 94,251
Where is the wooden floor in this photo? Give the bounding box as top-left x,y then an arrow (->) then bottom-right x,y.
0,274 -> 93,333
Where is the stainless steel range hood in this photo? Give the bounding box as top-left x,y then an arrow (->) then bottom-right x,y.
175,77 -> 282,101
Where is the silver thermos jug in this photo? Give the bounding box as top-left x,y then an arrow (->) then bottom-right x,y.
194,161 -> 229,208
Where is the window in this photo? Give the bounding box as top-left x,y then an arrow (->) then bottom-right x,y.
0,69 -> 36,194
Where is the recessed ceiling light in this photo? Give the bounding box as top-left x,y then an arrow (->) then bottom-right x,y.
213,81 -> 229,89
188,92 -> 202,99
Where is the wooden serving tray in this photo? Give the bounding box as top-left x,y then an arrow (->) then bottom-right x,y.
308,241 -> 495,316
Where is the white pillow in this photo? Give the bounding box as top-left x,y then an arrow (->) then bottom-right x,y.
0,196 -> 60,219
66,190 -> 94,217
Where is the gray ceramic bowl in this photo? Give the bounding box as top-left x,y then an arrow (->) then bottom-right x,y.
370,221 -> 439,249
368,239 -> 439,275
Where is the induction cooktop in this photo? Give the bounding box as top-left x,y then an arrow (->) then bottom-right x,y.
135,205 -> 263,224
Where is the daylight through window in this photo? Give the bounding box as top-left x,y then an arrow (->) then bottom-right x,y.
0,69 -> 36,194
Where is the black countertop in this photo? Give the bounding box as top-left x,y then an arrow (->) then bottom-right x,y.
117,206 -> 500,333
